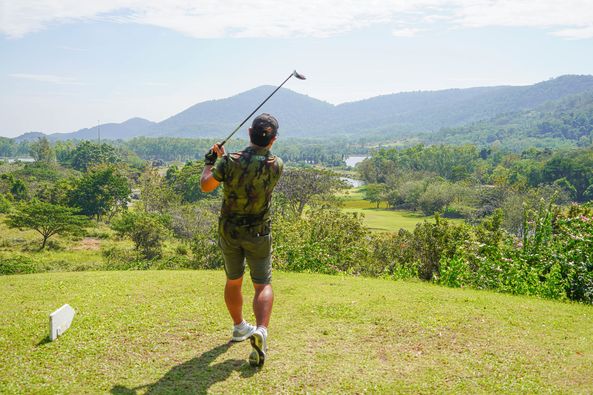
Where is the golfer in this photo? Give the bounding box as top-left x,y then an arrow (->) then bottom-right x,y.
200,113 -> 283,367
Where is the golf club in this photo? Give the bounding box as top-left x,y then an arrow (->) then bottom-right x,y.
219,70 -> 306,147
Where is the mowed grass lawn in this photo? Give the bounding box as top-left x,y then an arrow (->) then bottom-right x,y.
340,188 -> 463,232
1,271 -> 592,393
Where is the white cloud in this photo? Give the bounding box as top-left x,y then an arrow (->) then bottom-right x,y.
392,27 -> 425,37
1,0 -> 593,39
9,73 -> 81,84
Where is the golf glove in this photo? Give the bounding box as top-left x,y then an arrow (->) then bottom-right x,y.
204,149 -> 218,166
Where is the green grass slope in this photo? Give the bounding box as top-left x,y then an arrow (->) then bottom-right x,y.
1,271 -> 592,394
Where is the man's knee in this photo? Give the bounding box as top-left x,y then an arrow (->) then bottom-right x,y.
226,276 -> 243,287
253,282 -> 273,293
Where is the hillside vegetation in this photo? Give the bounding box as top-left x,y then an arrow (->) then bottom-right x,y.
1,271 -> 592,394
432,89 -> 593,149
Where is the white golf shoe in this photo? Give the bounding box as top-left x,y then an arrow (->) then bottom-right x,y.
249,327 -> 267,367
231,321 -> 256,342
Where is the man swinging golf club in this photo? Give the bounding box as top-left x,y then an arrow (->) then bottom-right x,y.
200,113 -> 283,367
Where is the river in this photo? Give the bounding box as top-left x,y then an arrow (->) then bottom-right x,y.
344,156 -> 368,168
342,155 -> 368,187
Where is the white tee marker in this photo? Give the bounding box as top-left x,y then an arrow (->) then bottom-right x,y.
49,304 -> 75,341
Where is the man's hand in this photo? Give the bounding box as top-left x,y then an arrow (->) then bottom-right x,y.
205,143 -> 226,166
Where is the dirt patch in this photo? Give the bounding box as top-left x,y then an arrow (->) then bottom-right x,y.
73,237 -> 101,251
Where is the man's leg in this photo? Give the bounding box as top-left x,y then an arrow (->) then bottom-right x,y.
249,282 -> 273,366
244,230 -> 273,366
253,283 -> 273,328
225,276 -> 244,325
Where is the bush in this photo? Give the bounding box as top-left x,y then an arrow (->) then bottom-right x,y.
0,193 -> 10,213
273,207 -> 369,274
411,215 -> 472,280
438,255 -> 471,288
111,211 -> 169,259
0,254 -> 37,275
101,244 -> 153,270
189,230 -> 222,269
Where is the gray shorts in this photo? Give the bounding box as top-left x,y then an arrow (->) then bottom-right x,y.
218,219 -> 272,284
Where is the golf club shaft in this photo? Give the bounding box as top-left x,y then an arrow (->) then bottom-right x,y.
219,72 -> 294,147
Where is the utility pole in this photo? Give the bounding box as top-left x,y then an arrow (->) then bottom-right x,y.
97,120 -> 101,144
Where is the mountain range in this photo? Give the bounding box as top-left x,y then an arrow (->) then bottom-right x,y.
14,75 -> 593,142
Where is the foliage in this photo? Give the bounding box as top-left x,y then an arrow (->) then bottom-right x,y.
362,183 -> 387,208
0,174 -> 28,201
275,168 -> 344,215
165,160 -> 214,203
29,137 -> 55,164
0,194 -> 11,214
67,141 -> 121,172
69,165 -> 131,221
138,166 -> 179,213
273,206 -> 369,274
5,200 -> 89,249
167,202 -> 218,240
429,88 -> 593,150
0,254 -> 37,275
359,144 -> 593,223
111,211 -> 169,259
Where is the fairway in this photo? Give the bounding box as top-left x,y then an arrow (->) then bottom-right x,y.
1,271 -> 592,394
340,188 -> 463,232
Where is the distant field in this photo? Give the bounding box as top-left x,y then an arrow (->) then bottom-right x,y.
340,188 -> 463,232
1,271 -> 592,393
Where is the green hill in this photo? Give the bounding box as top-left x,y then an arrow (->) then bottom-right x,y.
431,89 -> 593,149
1,271 -> 592,393
15,75 -> 593,142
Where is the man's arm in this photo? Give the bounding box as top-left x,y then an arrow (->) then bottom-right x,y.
200,143 -> 225,193
200,165 -> 220,192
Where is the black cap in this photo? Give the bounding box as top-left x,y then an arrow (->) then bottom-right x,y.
250,113 -> 278,147
252,113 -> 278,134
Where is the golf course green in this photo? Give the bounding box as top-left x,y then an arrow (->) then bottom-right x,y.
2,271 -> 592,393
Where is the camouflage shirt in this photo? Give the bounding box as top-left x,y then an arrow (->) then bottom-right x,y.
211,145 -> 283,222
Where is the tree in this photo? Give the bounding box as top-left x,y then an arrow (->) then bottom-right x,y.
0,174 -> 28,201
69,165 -> 131,221
553,177 -> 577,201
29,137 -> 55,164
275,168 -> 343,215
167,161 -> 214,203
138,166 -> 179,213
69,141 -> 120,172
5,200 -> 88,249
417,181 -> 455,216
363,184 -> 387,208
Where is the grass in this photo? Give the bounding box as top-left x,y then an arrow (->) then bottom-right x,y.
1,270 -> 592,394
340,188 -> 463,232
0,215 -> 118,272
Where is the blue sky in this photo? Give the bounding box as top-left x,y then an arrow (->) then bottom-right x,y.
1,1 -> 593,137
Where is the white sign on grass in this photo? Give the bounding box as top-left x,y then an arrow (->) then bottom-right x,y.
49,304 -> 75,341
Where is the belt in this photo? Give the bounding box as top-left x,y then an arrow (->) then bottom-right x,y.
220,214 -> 269,227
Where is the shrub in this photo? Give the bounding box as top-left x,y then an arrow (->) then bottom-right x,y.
438,255 -> 471,288
411,215 -> 472,280
0,193 -> 10,213
273,207 -> 369,274
189,230 -> 222,269
111,211 -> 169,259
0,254 -> 37,275
101,244 -> 152,270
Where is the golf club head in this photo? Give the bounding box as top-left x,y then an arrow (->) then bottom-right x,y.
292,70 -> 306,80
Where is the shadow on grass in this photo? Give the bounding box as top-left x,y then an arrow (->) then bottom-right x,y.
36,335 -> 51,346
110,342 -> 256,395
